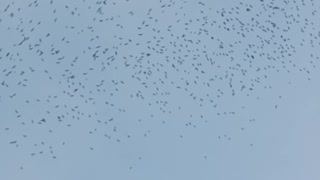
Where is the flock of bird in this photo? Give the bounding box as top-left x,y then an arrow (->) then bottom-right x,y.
0,0 -> 320,178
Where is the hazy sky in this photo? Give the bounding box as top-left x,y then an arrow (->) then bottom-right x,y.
1,0 -> 320,180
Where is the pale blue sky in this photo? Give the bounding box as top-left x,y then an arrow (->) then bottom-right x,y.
1,0 -> 320,179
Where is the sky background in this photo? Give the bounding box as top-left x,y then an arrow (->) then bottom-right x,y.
1,0 -> 320,179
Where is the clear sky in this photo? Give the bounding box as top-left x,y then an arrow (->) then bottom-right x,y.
1,0 -> 320,179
